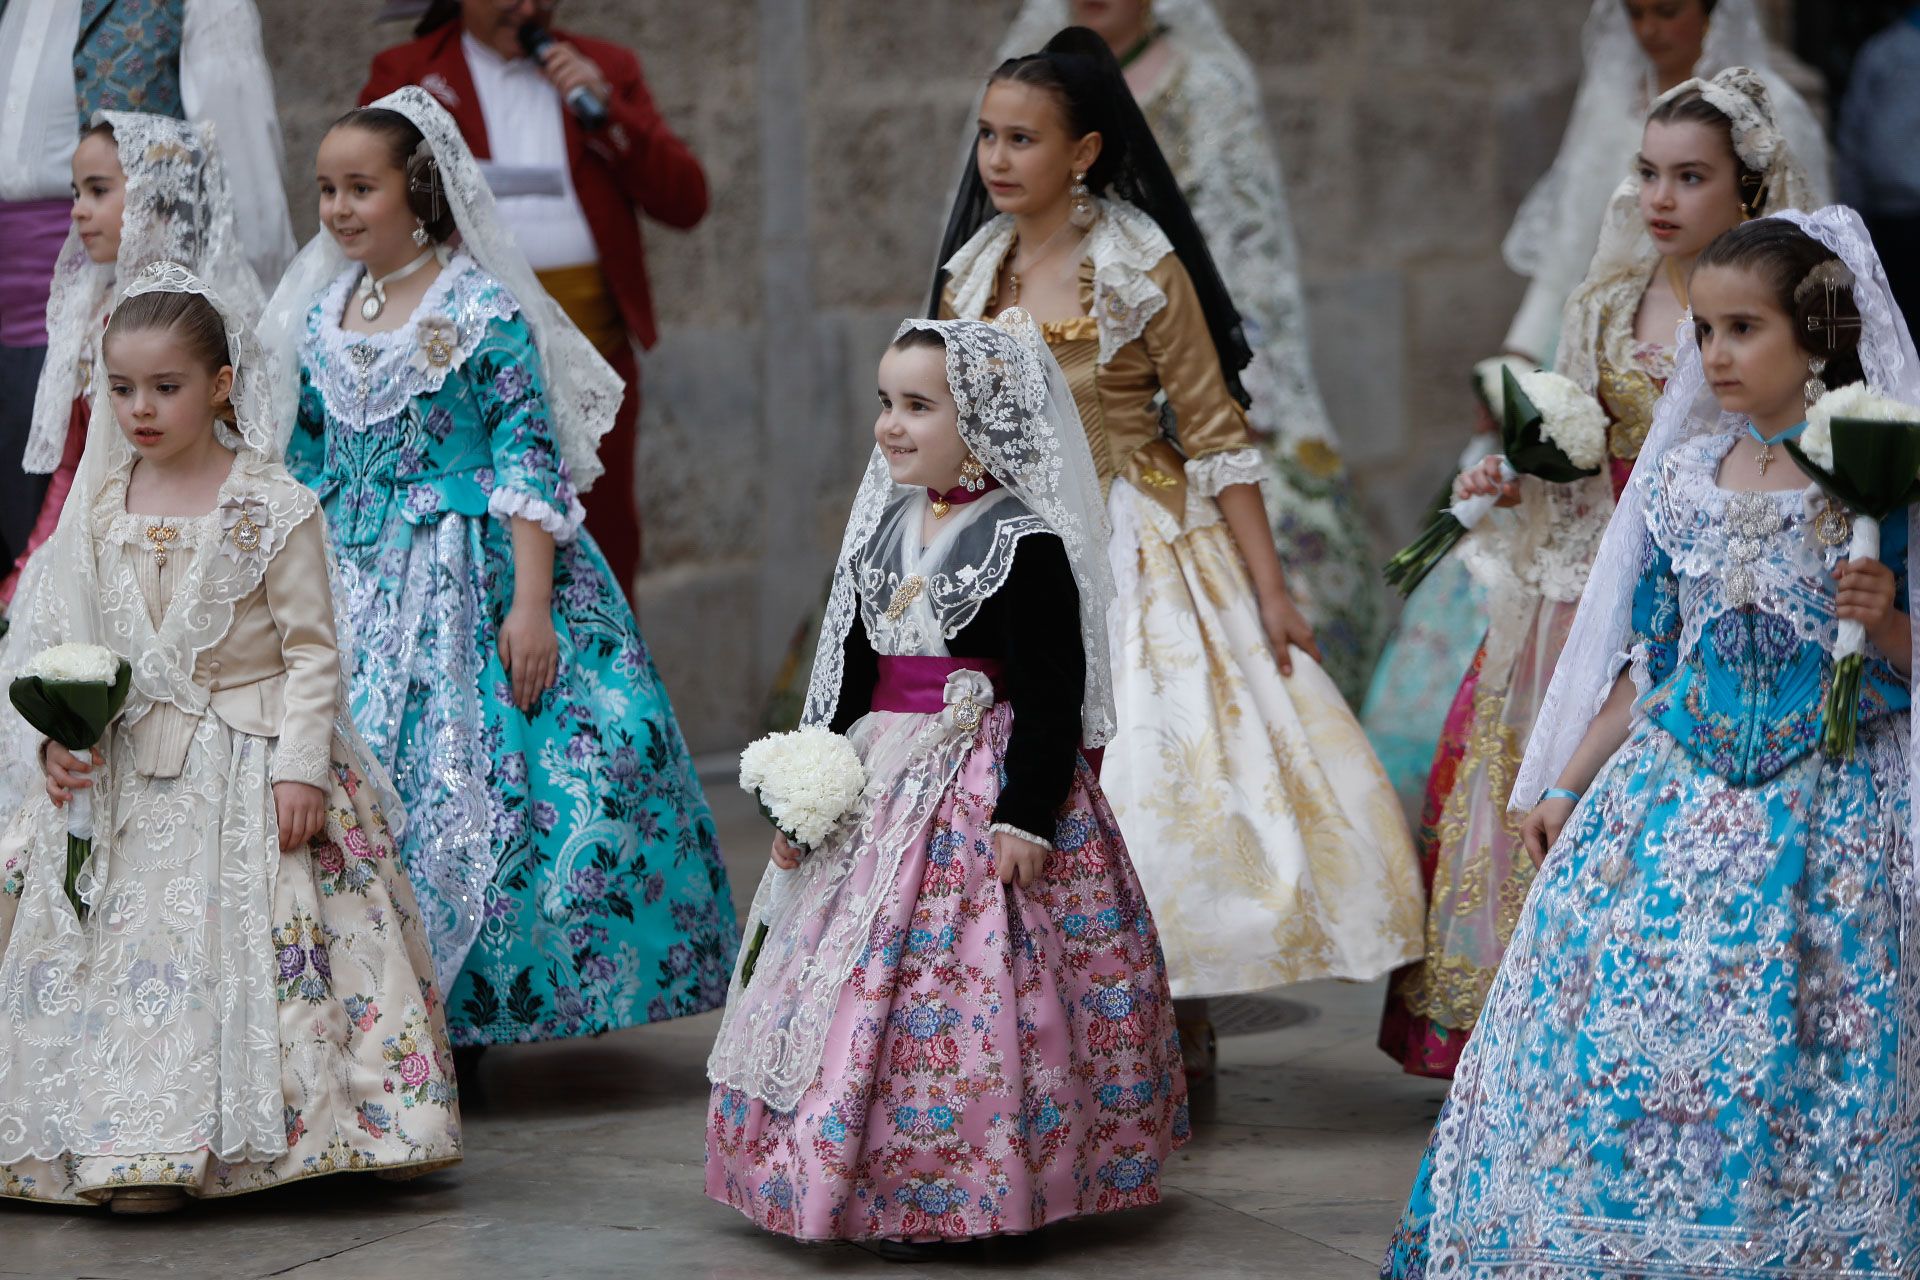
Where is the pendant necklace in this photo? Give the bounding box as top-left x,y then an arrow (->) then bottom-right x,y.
1005,220 -> 1084,308
1746,418 -> 1806,476
355,248 -> 438,322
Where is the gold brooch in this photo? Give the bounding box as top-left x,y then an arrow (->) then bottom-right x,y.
229,510 -> 263,554
144,523 -> 180,569
1814,504 -> 1853,549
1138,466 -> 1177,490
883,575 -> 926,622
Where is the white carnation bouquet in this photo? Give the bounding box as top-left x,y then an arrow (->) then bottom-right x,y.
10,642 -> 132,918
1385,367 -> 1607,595
1781,384 -> 1920,755
736,725 -> 868,984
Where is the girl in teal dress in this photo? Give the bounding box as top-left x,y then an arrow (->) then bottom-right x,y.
262,89 -> 737,1058
1384,208 -> 1920,1277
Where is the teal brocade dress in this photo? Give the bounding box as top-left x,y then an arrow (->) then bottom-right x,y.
1384,433 -> 1919,1278
291,253 -> 738,1046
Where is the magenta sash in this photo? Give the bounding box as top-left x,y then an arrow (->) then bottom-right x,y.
871,656 -> 1007,714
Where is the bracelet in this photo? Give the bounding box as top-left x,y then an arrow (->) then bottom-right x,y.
1542,787 -> 1582,805
987,821 -> 1055,851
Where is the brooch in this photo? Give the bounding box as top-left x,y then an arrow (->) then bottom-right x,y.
220,495 -> 270,563
1814,503 -> 1853,549
883,575 -> 926,623
411,315 -> 459,373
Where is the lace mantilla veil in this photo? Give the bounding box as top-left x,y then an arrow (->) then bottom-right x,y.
1503,0 -> 1830,358
0,263 -> 402,832
28,112 -> 266,476
709,310 -> 1113,1110
1516,207 -> 1920,850
257,86 -> 622,492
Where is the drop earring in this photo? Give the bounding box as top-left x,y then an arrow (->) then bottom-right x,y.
1068,173 -> 1096,229
412,221 -> 431,247
1805,356 -> 1829,407
958,454 -> 988,492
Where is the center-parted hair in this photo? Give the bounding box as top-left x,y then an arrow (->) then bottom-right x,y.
1645,85 -> 1769,217
1694,218 -> 1865,390
327,107 -> 457,244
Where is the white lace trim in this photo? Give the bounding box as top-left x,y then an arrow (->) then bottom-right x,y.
302,252 -> 519,433
488,486 -> 585,543
270,738 -> 333,788
1185,446 -> 1267,499
987,820 -> 1054,851
943,198 -> 1173,365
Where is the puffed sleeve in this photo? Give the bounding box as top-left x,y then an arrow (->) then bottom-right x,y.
992,534 -> 1085,840
475,312 -> 588,542
1613,532 -> 1680,698
1143,255 -> 1263,498
828,608 -> 879,736
265,508 -> 341,788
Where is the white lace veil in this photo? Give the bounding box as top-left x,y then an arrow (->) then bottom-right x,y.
0,263 -> 403,829
28,112 -> 266,475
257,86 -> 622,491
802,308 -> 1117,747
1504,0 -> 1831,356
1516,207 -> 1920,841
1558,66 -> 1819,393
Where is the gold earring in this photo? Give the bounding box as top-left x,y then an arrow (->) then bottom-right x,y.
1068,173 -> 1096,229
958,454 -> 988,492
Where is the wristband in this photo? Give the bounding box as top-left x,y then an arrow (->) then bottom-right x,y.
1542,787 -> 1582,805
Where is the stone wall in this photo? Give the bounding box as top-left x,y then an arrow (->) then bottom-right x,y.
255,1 -> 1776,754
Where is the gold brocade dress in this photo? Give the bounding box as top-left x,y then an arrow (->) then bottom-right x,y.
944,205 -> 1422,998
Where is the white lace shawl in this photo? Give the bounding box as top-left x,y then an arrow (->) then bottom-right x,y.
1517,208 -> 1920,840
28,112 -> 265,475
942,197 -> 1173,366
258,86 -> 622,493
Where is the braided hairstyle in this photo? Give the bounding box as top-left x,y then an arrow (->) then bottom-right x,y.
930,26 -> 1251,407
1695,218 -> 1865,391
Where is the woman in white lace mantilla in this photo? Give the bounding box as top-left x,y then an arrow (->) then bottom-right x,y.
991,0 -> 1385,700
705,312 -> 1186,1248
934,26 -> 1421,1075
1387,205 -> 1920,1278
1379,68 -> 1816,1080
4,111 -> 264,607
0,264 -> 460,1214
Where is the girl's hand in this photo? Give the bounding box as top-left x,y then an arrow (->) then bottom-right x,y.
274,780 -> 327,853
1453,455 -> 1522,507
43,744 -> 100,808
770,831 -> 802,871
1835,557 -> 1901,643
498,603 -> 560,713
1519,795 -> 1577,868
992,830 -> 1048,888
1258,587 -> 1321,678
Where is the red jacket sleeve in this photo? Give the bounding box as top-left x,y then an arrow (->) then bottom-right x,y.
582,42 -> 708,230
360,47 -> 411,106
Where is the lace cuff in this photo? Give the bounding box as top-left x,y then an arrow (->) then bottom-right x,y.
987,821 -> 1055,852
489,486 -> 586,543
1185,447 -> 1268,499
1610,643 -> 1657,700
271,738 -> 334,789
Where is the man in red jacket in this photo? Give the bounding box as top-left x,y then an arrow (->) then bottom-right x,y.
362,0 -> 707,596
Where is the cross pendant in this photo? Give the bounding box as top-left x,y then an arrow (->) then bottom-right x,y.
1756,443 -> 1772,475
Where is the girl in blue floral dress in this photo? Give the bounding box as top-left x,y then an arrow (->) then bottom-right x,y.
260,89 -> 737,1060
1384,207 -> 1920,1278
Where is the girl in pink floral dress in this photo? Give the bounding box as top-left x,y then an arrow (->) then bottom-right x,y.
705,312 -> 1186,1251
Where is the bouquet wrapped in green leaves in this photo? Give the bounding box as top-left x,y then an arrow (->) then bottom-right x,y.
10,642 -> 132,918
1383,364 -> 1608,596
1781,385 -> 1920,757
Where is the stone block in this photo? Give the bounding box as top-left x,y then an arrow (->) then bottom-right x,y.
1365,0 -> 1587,75
1354,86 -> 1498,259
1225,0 -> 1358,67
810,0 -> 1022,96
1304,268 -> 1405,470
635,560 -> 760,755
1262,89 -> 1354,270
806,99 -> 957,311
1495,79 -> 1580,213
634,325 -> 764,569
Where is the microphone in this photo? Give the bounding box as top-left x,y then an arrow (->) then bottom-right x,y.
518,22 -> 609,131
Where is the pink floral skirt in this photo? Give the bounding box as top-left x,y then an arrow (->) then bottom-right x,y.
705,714 -> 1188,1241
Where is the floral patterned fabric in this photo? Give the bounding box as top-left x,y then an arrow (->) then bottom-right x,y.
705,703 -> 1188,1241
1363,552 -> 1488,820
1384,442 -> 1919,1278
290,258 -> 738,1046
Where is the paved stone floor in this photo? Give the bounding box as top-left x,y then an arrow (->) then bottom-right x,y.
0,773 -> 1446,1279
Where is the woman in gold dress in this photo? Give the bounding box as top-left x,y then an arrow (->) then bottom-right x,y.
933,26 -> 1421,1075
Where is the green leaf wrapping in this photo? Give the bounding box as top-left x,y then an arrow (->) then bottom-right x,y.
1500,367 -> 1602,484
1782,418 -> 1920,522
8,660 -> 132,750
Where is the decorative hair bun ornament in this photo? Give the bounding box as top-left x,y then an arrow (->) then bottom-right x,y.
1794,259 -> 1861,354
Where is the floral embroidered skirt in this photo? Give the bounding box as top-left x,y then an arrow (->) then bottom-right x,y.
330,508 -> 738,1045
1103,482 -> 1422,998
1379,598 -> 1573,1079
1384,714 -> 1917,1278
705,705 -> 1189,1241
0,739 -> 461,1204
1361,551 -> 1487,823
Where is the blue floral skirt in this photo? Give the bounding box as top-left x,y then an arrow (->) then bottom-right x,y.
1383,715 -> 1918,1278
331,507 -> 739,1045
